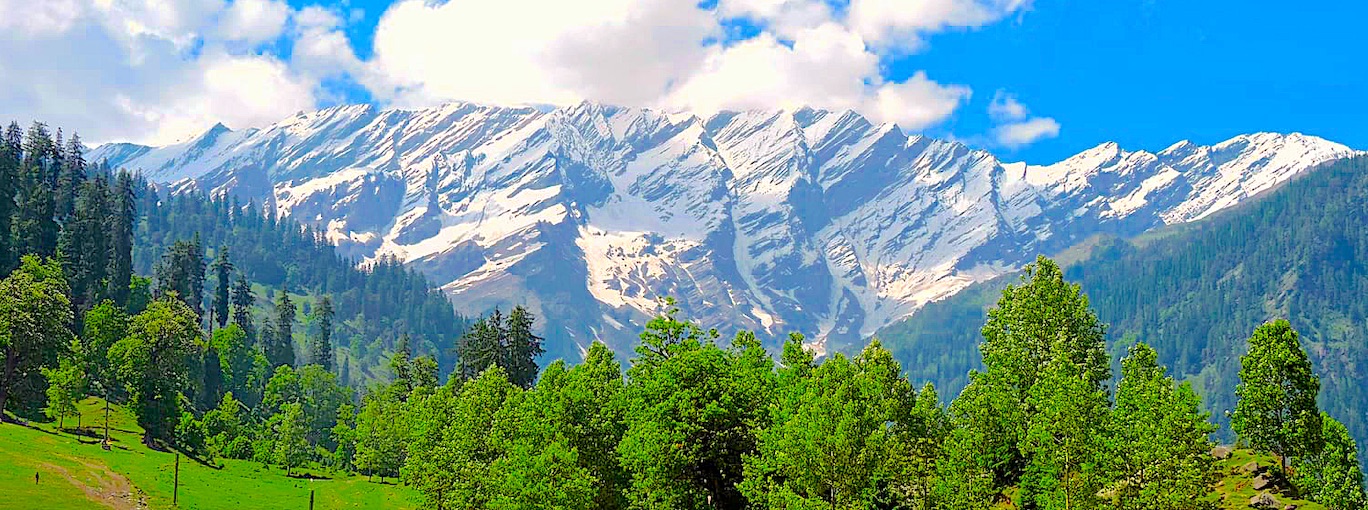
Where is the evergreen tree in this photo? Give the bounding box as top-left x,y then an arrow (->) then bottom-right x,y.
154,239 -> 206,319
1231,320 -> 1323,472
55,133 -> 85,221
267,291 -> 296,368
0,122 -> 19,273
59,178 -> 112,311
106,171 -> 136,307
229,274 -> 254,335
210,246 -> 233,329
311,296 -> 334,370
505,305 -> 544,388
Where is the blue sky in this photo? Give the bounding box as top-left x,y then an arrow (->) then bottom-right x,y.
1,0 -> 1363,163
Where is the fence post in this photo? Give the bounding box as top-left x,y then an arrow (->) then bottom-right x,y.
173,453 -> 180,506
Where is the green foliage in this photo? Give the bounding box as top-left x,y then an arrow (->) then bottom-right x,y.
1017,340 -> 1112,509
269,402 -> 310,476
882,155 -> 1368,462
41,345 -> 87,429
1232,320 -> 1323,470
267,291 -> 297,369
354,388 -> 408,480
311,296 -> 334,370
1293,414 -> 1367,510
741,340 -> 945,509
1109,343 -> 1218,509
109,296 -> 201,445
203,392 -> 253,460
0,255 -> 74,419
617,307 -> 774,509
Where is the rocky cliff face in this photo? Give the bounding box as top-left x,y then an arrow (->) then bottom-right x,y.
92,101 -> 1358,359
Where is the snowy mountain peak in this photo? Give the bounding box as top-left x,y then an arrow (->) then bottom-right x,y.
88,103 -> 1360,358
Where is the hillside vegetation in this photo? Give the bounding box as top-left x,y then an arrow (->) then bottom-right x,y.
880,155 -> 1368,456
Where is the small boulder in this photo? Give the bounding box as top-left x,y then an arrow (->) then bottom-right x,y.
1250,492 -> 1279,509
1283,504 -> 1298,510
1252,474 -> 1275,490
1242,460 -> 1264,474
1211,446 -> 1233,459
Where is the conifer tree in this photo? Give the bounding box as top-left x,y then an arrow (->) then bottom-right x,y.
230,274 -> 254,335
505,305 -> 543,388
311,296 -> 334,370
106,171 -> 136,306
267,291 -> 296,368
0,123 -> 19,273
210,246 -> 233,329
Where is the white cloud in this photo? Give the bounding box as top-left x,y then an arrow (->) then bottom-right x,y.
984,89 -> 1057,148
848,0 -> 1032,49
0,0 -> 319,145
217,0 -> 290,46
993,117 -> 1059,148
988,90 -> 1028,121
0,0 -> 1040,146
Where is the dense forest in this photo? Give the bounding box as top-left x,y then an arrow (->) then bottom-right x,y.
131,183 -> 470,381
2,121 -> 1365,509
880,155 -> 1368,463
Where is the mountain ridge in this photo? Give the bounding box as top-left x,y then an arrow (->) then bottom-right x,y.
89,101 -> 1361,359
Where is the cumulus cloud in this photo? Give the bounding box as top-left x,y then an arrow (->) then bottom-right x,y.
987,90 -> 1059,148
0,0 -> 1045,146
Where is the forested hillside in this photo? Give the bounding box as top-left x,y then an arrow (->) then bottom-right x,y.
880,155 -> 1368,459
129,184 -> 470,380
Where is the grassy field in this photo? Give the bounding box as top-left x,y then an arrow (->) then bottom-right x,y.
0,398 -> 420,510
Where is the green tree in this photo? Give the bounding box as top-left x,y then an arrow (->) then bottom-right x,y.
210,246 -> 233,329
0,256 -> 73,420
267,291 -> 296,368
311,296 -> 334,370
354,389 -> 408,481
229,274 -> 254,335
938,257 -> 1110,506
330,403 -> 358,471
105,171 -> 136,307
1231,320 -> 1323,472
1017,340 -> 1111,510
1109,343 -> 1217,509
1293,414 -> 1367,510
109,297 -> 201,445
741,340 -> 942,509
0,121 -> 19,273
212,324 -> 259,406
271,401 -> 310,476
504,305 -> 544,388
41,343 -> 87,430
203,392 -> 253,459
617,305 -> 774,509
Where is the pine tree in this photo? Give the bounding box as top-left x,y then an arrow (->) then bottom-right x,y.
0,122 -> 19,273
106,171 -> 136,306
230,274 -> 254,335
1231,320 -> 1323,472
55,133 -> 86,221
210,246 -> 233,329
505,305 -> 543,388
311,296 -> 334,370
268,291 -> 296,368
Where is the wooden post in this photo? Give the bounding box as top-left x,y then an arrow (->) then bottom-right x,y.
102,394 -> 110,449
173,453 -> 180,506
310,489 -> 315,510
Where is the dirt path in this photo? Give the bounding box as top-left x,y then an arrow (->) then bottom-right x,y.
40,457 -> 146,510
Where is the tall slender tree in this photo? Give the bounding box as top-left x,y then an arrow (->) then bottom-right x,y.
311,296 -> 334,370
210,246 -> 233,329
267,291 -> 296,368
105,171 -> 136,307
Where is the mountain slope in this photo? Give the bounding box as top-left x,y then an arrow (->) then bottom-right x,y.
90,102 -> 1358,358
879,155 -> 1368,459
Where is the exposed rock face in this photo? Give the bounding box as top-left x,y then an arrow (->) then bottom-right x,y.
91,101 -> 1360,359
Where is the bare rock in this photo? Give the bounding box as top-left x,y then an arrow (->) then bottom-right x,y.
1211,445 -> 1233,459
1242,460 -> 1264,474
1250,492 -> 1279,509
1252,474 -> 1275,490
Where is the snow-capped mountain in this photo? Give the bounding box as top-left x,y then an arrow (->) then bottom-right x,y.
90,102 -> 1359,359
